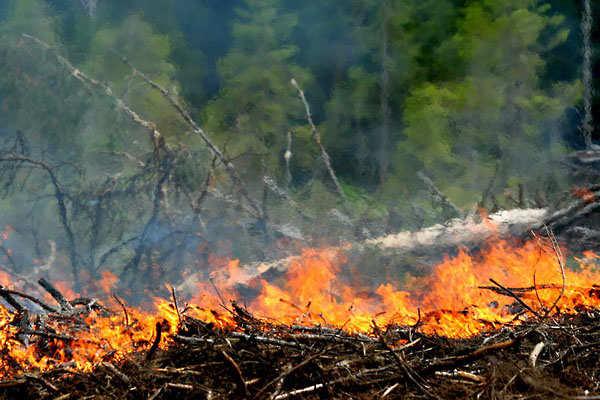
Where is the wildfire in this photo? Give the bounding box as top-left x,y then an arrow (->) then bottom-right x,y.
1,236 -> 600,374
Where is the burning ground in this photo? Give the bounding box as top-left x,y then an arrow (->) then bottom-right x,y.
2,232 -> 600,398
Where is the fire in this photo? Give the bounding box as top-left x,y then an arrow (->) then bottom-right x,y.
219,240 -> 600,337
1,236 -> 600,374
573,187 -> 596,203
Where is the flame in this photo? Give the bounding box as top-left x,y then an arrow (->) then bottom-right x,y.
573,187 -> 596,203
1,237 -> 600,374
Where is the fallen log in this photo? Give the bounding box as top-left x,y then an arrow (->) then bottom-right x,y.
175,207 -> 558,295
191,187 -> 600,292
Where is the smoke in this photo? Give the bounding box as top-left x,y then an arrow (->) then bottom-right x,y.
581,0 -> 594,148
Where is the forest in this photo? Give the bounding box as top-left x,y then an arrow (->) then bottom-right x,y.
0,0 -> 598,296
2,1 -> 600,398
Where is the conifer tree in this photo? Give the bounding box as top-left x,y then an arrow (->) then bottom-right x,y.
202,0 -> 314,184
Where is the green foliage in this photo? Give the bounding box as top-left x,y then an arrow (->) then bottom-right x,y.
202,0 -> 314,184
0,0 -> 592,263
82,15 -> 189,140
397,0 -> 580,206
1,0 -> 58,43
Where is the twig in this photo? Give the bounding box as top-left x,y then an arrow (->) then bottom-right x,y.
101,362 -> 131,384
166,383 -> 195,390
148,387 -> 163,400
529,341 -> 545,367
372,321 -> 437,399
273,366 -> 394,399
420,333 -> 527,374
274,383 -> 324,400
171,286 -> 182,326
257,350 -> 328,398
533,226 -> 566,317
488,278 -> 541,319
23,373 -> 58,392
222,351 -> 249,399
209,277 -> 232,314
434,370 -> 485,383
112,294 -> 129,326
381,383 -> 399,398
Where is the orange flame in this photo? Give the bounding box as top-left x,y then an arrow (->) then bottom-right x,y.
1,238 -> 600,374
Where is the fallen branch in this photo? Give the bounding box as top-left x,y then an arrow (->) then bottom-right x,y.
418,171 -> 462,218
38,278 -> 73,312
420,333 -> 527,374
488,278 -> 541,319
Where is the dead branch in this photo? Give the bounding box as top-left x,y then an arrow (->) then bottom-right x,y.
290,78 -> 345,200
101,362 -> 131,384
284,131 -> 292,188
0,287 -> 57,313
372,321 -> 436,398
108,48 -> 262,218
231,331 -> 305,349
221,351 -> 249,399
0,285 -> 25,313
0,155 -> 77,280
488,278 -> 541,319
257,350 -> 328,398
22,34 -> 161,141
146,322 -> 163,361
418,171 -> 462,217
38,278 -> 74,312
419,333 -> 527,375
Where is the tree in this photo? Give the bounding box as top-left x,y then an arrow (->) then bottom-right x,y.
202,0 -> 315,186
322,0 -> 456,189
396,0 -> 580,206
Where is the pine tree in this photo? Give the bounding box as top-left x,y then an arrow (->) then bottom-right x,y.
82,14 -> 187,141
202,0 -> 314,184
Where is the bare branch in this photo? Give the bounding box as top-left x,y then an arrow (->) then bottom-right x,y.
108,48 -> 262,218
290,78 -> 345,200
0,154 -> 78,280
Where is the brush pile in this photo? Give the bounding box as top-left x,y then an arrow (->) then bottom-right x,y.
1,279 -> 600,399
